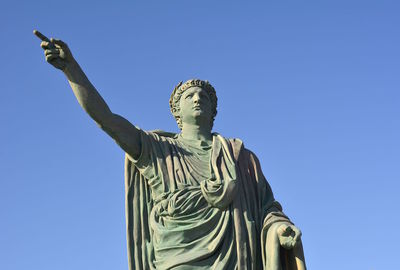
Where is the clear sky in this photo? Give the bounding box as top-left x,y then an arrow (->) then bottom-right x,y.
1,1 -> 399,269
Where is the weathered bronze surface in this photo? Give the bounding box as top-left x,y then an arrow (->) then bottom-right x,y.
34,30 -> 306,270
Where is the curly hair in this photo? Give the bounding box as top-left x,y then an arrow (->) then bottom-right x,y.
169,79 -> 218,130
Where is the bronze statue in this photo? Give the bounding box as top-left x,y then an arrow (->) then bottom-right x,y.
34,30 -> 306,270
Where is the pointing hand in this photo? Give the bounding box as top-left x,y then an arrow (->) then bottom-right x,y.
33,30 -> 74,71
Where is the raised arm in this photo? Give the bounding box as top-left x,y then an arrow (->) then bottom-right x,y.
34,30 -> 141,159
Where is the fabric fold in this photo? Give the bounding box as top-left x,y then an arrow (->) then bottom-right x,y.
124,130 -> 306,269
200,134 -> 238,209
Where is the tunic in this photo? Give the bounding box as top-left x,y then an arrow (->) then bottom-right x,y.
125,130 -> 294,270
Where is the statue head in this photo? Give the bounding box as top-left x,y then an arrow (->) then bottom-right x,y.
169,79 -> 218,130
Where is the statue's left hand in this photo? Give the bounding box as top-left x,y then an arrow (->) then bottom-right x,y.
276,223 -> 302,250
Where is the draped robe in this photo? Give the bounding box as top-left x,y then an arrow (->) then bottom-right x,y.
124,130 -> 305,269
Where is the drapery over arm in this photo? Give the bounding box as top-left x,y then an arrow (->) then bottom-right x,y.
252,155 -> 306,270
125,155 -> 155,270
124,130 -> 176,270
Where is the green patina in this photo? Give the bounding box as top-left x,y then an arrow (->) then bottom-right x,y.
34,30 -> 307,270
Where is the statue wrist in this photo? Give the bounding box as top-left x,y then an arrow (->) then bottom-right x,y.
63,59 -> 79,74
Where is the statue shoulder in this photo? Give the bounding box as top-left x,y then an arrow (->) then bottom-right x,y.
218,135 -> 248,161
223,136 -> 261,163
128,128 -> 178,151
140,129 -> 178,141
150,129 -> 178,138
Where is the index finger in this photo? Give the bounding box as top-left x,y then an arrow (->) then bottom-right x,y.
33,30 -> 50,42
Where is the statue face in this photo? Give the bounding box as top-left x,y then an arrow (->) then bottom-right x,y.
179,86 -> 213,127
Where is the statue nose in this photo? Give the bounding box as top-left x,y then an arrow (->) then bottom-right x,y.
193,95 -> 200,103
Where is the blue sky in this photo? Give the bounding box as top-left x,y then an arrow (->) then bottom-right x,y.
1,1 -> 399,269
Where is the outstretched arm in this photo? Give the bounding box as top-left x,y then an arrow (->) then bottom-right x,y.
34,30 -> 141,159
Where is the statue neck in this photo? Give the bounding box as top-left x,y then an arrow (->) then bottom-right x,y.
180,123 -> 212,142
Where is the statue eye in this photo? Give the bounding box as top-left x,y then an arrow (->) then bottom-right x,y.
200,93 -> 210,100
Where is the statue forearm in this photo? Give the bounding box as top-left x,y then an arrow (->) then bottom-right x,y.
63,60 -> 113,126
63,60 -> 142,158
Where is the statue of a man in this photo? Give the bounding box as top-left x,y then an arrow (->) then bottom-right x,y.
34,30 -> 306,270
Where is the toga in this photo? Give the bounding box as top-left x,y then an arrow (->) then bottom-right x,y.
124,130 -> 303,269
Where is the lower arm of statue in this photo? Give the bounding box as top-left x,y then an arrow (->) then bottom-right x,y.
63,60 -> 113,125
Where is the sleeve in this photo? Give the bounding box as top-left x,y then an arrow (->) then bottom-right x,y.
126,128 -> 164,182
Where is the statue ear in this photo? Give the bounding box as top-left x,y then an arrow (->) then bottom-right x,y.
177,110 -> 183,123
176,116 -> 182,130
